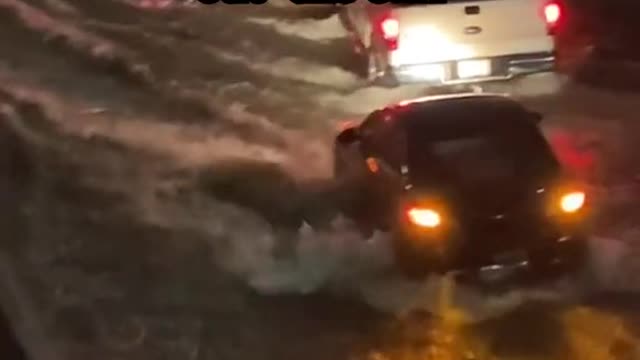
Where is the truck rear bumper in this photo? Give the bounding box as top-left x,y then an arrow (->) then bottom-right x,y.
391,52 -> 555,85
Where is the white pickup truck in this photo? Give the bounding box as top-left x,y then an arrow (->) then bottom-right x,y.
339,0 -> 561,86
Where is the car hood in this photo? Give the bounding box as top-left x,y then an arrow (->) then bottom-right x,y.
459,181 -> 539,216
407,175 -> 549,219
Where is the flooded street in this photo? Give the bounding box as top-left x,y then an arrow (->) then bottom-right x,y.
0,1 -> 639,359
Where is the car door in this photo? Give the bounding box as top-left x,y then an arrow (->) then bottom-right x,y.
355,111 -> 389,224
372,126 -> 408,229
360,116 -> 407,228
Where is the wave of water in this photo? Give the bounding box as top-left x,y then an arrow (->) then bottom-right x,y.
4,0 -> 640,327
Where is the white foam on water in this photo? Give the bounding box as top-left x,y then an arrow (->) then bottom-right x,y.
246,14 -> 347,42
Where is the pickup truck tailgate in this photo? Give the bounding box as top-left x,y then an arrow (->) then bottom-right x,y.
391,0 -> 553,65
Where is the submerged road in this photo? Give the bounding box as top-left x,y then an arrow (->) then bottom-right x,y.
0,1 -> 639,359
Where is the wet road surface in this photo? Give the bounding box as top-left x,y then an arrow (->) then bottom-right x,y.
0,1 -> 640,359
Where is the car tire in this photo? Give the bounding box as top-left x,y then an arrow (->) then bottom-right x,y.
394,246 -> 432,280
333,149 -> 348,180
529,239 -> 595,296
333,149 -> 377,238
391,235 -> 441,280
365,49 -> 398,88
560,247 -> 598,299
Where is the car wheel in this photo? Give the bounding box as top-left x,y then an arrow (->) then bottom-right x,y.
560,249 -> 598,299
333,152 -> 377,238
333,151 -> 348,180
347,191 -> 378,239
530,240 -> 595,296
366,49 -> 398,88
392,237 -> 437,280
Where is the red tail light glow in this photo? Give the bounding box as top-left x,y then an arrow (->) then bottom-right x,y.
379,16 -> 399,50
544,2 -> 561,26
381,18 -> 399,39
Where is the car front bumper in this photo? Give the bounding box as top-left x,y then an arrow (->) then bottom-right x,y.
391,52 -> 555,85
394,221 -> 589,282
454,234 -> 588,284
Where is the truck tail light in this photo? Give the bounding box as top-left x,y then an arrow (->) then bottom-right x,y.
379,16 -> 399,50
543,1 -> 562,33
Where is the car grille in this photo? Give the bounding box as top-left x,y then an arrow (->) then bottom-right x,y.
453,210 -> 553,264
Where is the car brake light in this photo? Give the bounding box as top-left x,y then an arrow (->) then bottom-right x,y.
559,191 -> 585,213
544,2 -> 561,26
407,207 -> 441,228
379,16 -> 399,50
381,18 -> 399,39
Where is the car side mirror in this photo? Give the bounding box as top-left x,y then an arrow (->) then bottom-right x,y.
576,137 -> 602,151
527,110 -> 542,124
336,126 -> 361,144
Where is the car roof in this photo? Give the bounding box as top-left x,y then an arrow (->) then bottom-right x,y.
391,92 -> 510,108
375,92 -> 539,132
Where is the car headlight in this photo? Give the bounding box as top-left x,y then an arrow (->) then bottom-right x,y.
406,207 -> 441,228
559,191 -> 585,213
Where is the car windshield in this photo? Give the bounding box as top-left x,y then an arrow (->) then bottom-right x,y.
406,115 -> 558,187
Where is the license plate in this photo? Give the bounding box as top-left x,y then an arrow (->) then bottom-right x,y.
493,250 -> 528,265
457,59 -> 491,78
409,64 -> 445,81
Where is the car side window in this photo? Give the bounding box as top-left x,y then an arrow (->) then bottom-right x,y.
359,111 -> 384,152
375,127 -> 407,171
360,112 -> 406,171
